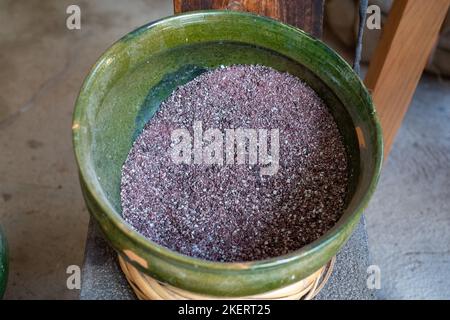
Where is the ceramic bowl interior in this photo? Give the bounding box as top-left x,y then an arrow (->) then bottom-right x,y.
73,11 -> 383,296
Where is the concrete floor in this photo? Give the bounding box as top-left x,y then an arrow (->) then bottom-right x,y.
365,75 -> 450,299
0,0 -> 449,299
0,0 -> 173,299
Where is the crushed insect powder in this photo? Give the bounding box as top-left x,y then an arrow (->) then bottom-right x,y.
120,65 -> 349,262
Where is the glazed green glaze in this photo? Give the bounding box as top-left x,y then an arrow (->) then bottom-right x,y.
0,226 -> 8,298
73,11 -> 383,296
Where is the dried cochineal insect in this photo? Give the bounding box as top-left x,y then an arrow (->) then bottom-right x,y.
120,65 -> 349,262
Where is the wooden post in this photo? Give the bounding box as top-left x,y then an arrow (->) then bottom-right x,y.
175,0 -> 450,158
173,0 -> 325,38
365,0 -> 450,157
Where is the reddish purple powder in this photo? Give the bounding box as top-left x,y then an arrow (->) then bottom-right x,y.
120,65 -> 349,262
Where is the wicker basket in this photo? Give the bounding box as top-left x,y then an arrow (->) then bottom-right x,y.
119,255 -> 335,300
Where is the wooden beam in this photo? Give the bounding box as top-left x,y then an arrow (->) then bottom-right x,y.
173,0 -> 325,38
365,0 -> 450,157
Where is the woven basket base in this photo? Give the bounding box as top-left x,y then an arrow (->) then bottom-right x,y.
118,255 -> 335,300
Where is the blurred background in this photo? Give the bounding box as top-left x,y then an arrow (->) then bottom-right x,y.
0,0 -> 449,299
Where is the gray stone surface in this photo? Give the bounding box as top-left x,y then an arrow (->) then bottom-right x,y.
80,220 -> 135,300
316,216 -> 376,300
80,218 -> 376,300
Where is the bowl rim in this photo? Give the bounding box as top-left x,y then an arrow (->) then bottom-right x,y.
72,10 -> 383,272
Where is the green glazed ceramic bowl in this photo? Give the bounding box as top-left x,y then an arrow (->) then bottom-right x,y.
0,226 -> 8,298
73,10 -> 383,297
